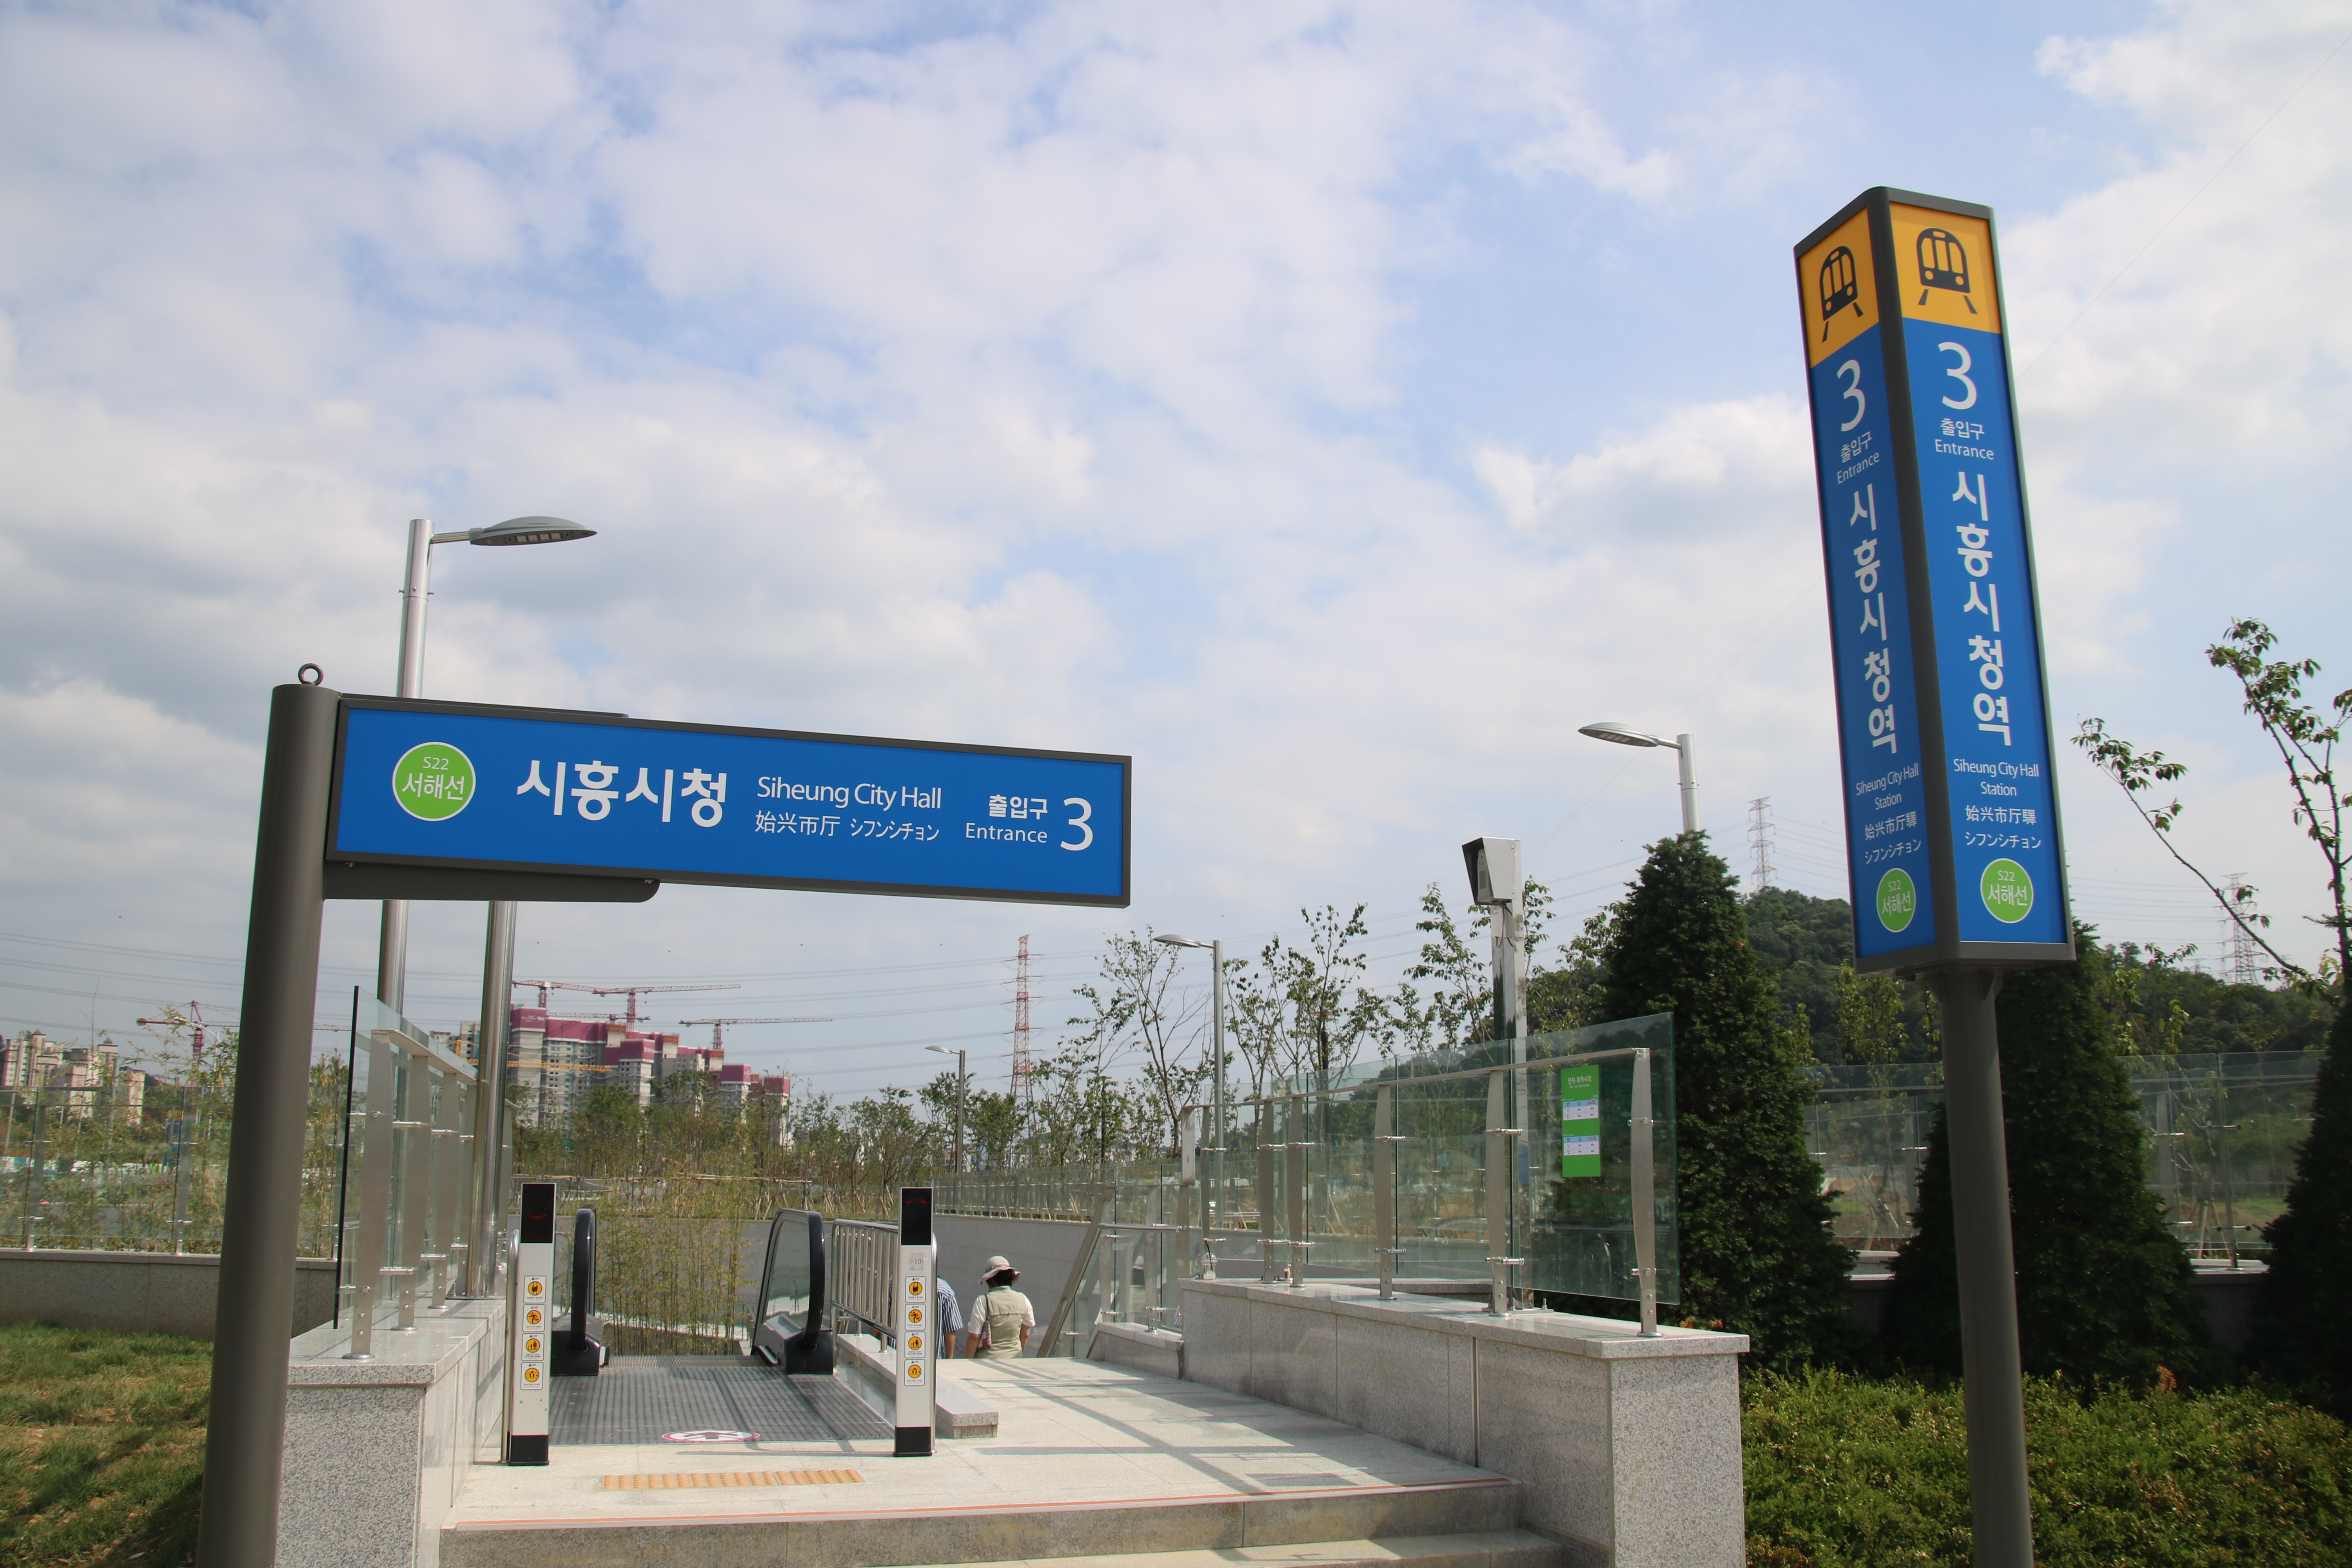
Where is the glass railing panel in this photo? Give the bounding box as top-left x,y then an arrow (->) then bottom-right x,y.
1304,1078 -> 1377,1278
1387,1070 -> 1488,1283
1522,1015 -> 1679,1306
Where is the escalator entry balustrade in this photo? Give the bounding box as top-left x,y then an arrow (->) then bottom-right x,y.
752,1208 -> 835,1375
552,1207 -> 606,1378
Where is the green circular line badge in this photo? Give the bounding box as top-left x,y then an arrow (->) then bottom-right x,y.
1875,868 -> 1916,933
391,742 -> 476,822
1981,858 -> 2033,924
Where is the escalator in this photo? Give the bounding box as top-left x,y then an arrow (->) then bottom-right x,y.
544,1206 -> 880,1448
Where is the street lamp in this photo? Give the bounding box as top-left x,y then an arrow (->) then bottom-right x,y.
924,1045 -> 969,1174
1156,933 -> 1228,1279
378,515 -> 597,1011
1154,933 -> 1226,1214
1577,721 -> 1698,835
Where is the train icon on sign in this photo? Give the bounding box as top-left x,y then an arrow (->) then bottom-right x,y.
1916,228 -> 1979,314
1818,245 -> 1861,338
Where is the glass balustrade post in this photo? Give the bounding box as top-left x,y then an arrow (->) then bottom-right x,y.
1485,1069 -> 1510,1315
345,1033 -> 396,1359
392,1051 -> 431,1330
1256,1103 -> 1279,1283
1286,1093 -> 1308,1288
1633,1048 -> 1658,1336
2214,1072 -> 2240,1270
1374,1083 -> 1398,1300
1178,1107 -> 1199,1283
446,1076 -> 475,1303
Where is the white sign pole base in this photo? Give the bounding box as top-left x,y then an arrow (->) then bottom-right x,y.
506,1181 -> 554,1464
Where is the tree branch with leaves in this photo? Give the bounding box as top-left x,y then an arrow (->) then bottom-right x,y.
2073,618 -> 2350,996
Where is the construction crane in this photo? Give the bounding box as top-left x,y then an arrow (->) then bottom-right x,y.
677,1016 -> 830,1051
136,1002 -> 211,1076
515,980 -> 740,1026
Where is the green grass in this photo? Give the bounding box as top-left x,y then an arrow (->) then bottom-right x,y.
1746,1367 -> 2352,1566
5,1323 -> 2347,1566
0,1323 -> 210,1568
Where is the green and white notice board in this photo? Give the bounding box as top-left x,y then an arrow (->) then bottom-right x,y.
1561,1063 -> 1601,1178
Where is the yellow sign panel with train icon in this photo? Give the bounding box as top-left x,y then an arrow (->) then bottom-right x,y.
1891,205 -> 2002,334
1799,208 -> 1880,367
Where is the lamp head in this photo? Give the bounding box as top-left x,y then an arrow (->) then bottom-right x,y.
1578,720 -> 1667,748
1154,934 -> 1212,949
468,515 -> 596,547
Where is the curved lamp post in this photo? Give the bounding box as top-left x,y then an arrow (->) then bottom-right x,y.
1577,721 -> 1698,835
378,516 -> 597,1009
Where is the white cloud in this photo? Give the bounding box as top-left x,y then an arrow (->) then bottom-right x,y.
1,0 -> 2348,1072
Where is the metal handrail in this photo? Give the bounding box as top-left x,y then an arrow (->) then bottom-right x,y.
829,1217 -> 898,1343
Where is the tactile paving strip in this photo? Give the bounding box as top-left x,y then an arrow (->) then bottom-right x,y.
601,1469 -> 864,1489
550,1361 -> 887,1446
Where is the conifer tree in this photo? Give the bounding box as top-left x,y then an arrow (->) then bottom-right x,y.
1880,933 -> 2212,1383
1593,831 -> 1857,1365
2246,1004 -> 2352,1414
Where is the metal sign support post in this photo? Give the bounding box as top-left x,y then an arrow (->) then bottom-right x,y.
1463,838 -> 1528,1314
196,680 -> 338,1568
505,1181 -> 555,1464
1797,188 -> 2074,1568
895,1187 -> 936,1456
1931,970 -> 2029,1561
468,900 -> 517,1295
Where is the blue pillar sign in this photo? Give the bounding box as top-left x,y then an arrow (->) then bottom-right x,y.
1795,189 -> 2071,971
328,697 -> 1130,907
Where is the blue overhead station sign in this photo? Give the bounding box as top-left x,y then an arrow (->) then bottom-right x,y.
329,697 -> 1130,907
1795,189 -> 2071,971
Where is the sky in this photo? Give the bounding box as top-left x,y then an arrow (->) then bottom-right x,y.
2,0 -> 2347,1099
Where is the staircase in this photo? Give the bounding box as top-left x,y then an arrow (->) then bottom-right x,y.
442,1469 -> 1557,1568
440,1357 -> 1564,1568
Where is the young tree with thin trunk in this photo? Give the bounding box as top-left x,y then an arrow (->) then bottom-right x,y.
2076,618 -> 2351,1410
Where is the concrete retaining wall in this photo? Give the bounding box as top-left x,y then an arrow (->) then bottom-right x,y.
933,1214 -> 1090,1325
1846,1261 -> 2266,1356
1182,1279 -> 1748,1568
0,1249 -> 339,1339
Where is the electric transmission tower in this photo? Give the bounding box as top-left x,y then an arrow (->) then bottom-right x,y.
1012,935 -> 1034,1103
2223,875 -> 2261,986
1747,797 -> 1777,894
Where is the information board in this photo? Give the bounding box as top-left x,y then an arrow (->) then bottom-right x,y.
1794,189 -> 2071,971
1561,1063 -> 1601,1178
329,697 -> 1130,908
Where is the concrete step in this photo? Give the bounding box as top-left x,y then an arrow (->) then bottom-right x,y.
894,1528 -> 1566,1568
441,1473 -> 1524,1568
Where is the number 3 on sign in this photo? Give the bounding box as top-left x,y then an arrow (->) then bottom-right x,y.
1061,799 -> 1093,851
1836,359 -> 1865,430
1938,342 -> 1977,409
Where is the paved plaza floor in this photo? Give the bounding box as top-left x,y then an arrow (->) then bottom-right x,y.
441,1354 -> 1529,1567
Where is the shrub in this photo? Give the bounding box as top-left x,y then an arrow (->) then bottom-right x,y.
1592,831 -> 1858,1366
1745,1367 -> 2352,1567
2250,1004 -> 2352,1416
1881,934 -> 2215,1384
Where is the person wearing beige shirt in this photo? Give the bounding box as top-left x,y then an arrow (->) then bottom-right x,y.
964,1256 -> 1033,1359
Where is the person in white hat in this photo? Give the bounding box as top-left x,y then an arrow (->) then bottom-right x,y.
965,1256 -> 1033,1359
